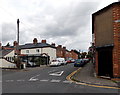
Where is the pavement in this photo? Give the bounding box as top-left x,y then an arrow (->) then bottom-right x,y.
72,61 -> 119,87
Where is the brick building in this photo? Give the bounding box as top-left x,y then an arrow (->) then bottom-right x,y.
92,2 -> 120,79
56,45 -> 79,60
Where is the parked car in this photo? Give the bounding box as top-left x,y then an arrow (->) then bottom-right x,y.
50,58 -> 66,66
50,60 -> 61,66
66,59 -> 75,63
74,59 -> 85,67
83,58 -> 89,63
56,58 -> 67,65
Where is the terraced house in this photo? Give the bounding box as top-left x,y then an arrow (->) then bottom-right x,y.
19,38 -> 57,65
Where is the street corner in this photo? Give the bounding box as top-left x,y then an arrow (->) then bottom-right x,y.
66,67 -> 120,90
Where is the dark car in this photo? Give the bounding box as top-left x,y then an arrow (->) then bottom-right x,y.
74,59 -> 84,67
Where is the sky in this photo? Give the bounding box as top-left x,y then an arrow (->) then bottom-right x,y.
0,0 -> 118,51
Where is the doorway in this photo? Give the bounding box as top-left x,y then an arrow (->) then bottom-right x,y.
97,47 -> 113,77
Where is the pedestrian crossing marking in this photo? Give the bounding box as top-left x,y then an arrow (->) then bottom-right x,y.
50,79 -> 61,82
40,79 -> 49,82
63,80 -> 72,84
5,79 -> 73,84
17,80 -> 25,82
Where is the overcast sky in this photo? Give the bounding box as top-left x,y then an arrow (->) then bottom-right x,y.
0,0 -> 118,51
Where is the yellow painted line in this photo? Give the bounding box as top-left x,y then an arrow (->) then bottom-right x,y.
66,68 -> 120,90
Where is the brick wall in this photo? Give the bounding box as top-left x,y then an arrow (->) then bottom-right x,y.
69,50 -> 78,59
56,46 -> 79,60
112,4 -> 120,78
56,45 -> 64,58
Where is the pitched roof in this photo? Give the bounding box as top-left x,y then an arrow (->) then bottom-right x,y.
19,43 -> 56,49
92,2 -> 120,16
0,49 -> 14,57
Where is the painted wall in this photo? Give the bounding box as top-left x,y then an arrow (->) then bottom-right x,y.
42,47 -> 56,61
21,47 -> 56,61
0,58 -> 17,68
21,48 -> 41,55
4,50 -> 14,57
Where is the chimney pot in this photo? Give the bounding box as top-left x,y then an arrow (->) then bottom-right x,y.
33,38 -> 38,44
13,41 -> 18,46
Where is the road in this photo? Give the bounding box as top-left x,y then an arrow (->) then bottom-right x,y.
2,63 -> 119,94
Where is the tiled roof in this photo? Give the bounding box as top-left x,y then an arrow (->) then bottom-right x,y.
19,43 -> 56,49
0,49 -> 14,57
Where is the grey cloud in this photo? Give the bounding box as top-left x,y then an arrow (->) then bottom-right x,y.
2,23 -> 16,45
1,0 -> 100,51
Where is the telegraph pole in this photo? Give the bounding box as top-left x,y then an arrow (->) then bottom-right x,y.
17,19 -> 20,68
17,19 -> 20,45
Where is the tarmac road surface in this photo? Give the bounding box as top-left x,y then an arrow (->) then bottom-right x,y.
2,63 -> 119,94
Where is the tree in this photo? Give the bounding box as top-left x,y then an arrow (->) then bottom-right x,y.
6,42 -> 10,47
80,52 -> 87,58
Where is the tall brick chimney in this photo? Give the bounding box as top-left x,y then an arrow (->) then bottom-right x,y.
13,41 -> 18,46
41,40 -> 46,43
33,38 -> 38,44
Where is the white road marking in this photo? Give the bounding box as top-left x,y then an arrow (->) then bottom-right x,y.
17,80 -> 25,82
49,71 -> 64,76
50,79 -> 61,83
29,78 -> 39,81
29,74 -> 40,81
6,80 -> 14,82
63,80 -> 72,84
40,79 -> 49,82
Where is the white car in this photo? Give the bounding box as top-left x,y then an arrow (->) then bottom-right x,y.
50,60 -> 61,66
50,58 -> 66,66
56,58 -> 66,65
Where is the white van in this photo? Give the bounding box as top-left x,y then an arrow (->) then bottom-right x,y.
50,58 -> 66,66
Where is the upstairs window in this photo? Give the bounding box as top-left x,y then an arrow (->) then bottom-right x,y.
36,49 -> 40,53
26,50 -> 29,53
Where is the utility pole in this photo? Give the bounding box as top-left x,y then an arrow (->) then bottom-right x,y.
17,19 -> 20,44
17,19 -> 20,68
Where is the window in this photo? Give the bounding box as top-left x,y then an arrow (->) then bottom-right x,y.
26,50 -> 29,53
36,49 -> 39,53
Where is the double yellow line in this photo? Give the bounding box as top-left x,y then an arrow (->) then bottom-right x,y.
66,68 -> 120,90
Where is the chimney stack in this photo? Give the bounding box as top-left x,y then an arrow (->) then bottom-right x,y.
51,43 -> 55,47
57,45 -> 62,48
63,47 -> 66,50
33,38 -> 38,44
13,41 -> 18,46
41,40 -> 46,43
